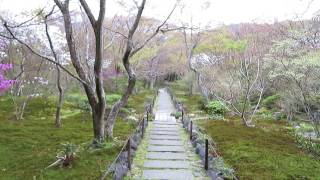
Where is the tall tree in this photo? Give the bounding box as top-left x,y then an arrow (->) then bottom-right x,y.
105,0 -> 177,137
43,6 -> 64,128
54,0 -> 106,144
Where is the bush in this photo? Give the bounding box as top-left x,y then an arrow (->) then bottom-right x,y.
295,134 -> 320,158
205,100 -> 227,116
106,94 -> 121,104
170,111 -> 182,119
65,94 -> 91,111
66,93 -> 122,111
262,94 -> 280,109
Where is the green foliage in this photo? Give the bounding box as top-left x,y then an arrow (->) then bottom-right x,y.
106,94 -> 121,104
212,157 -> 235,179
296,123 -> 315,133
295,135 -> 320,158
59,142 -> 79,158
0,92 -> 139,179
205,101 -> 227,116
257,107 -> 273,120
262,95 -> 280,109
196,29 -> 247,54
198,119 -> 320,179
65,94 -> 91,112
170,111 -> 182,119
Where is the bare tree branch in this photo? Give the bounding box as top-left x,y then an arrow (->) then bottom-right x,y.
79,0 -> 96,27
130,1 -> 178,57
3,21 -> 87,85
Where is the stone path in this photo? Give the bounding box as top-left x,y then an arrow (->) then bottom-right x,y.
129,89 -> 209,180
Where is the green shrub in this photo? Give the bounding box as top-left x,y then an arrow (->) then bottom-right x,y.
66,94 -> 122,111
106,94 -> 121,104
295,135 -> 320,158
205,100 -> 227,116
170,111 -> 182,119
120,107 -> 131,115
65,94 -> 91,111
262,94 -> 280,109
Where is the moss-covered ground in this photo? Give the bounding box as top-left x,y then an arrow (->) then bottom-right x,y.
197,120 -> 320,180
169,81 -> 320,180
0,88 -> 153,179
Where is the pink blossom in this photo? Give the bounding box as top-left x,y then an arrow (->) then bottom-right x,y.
0,63 -> 15,94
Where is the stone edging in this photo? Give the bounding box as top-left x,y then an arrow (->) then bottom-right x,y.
102,98 -> 154,180
165,87 -> 226,180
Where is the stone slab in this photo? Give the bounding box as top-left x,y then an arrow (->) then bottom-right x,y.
153,125 -> 178,128
146,152 -> 187,160
144,160 -> 189,169
148,145 -> 185,152
151,128 -> 178,132
150,131 -> 179,136
153,121 -> 178,125
149,135 -> 181,140
149,139 -> 183,146
142,170 -> 193,180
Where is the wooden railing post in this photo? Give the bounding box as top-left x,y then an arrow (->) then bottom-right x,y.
127,138 -> 131,170
205,139 -> 208,170
181,109 -> 184,123
142,118 -> 145,138
190,121 -> 193,140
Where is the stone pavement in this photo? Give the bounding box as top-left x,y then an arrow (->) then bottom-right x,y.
129,89 -> 209,180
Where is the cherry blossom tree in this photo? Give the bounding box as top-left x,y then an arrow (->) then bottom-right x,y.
0,63 -> 15,94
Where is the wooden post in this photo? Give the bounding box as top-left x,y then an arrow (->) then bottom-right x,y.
127,138 -> 131,170
142,118 -> 145,138
181,109 -> 184,123
152,98 -> 155,107
205,139 -> 208,170
147,108 -> 149,122
190,121 -> 193,140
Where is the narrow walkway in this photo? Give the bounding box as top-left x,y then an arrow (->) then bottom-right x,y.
129,89 -> 208,180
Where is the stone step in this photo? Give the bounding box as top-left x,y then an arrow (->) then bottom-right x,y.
142,169 -> 193,180
151,128 -> 178,132
153,125 -> 179,128
150,131 -> 180,136
153,121 -> 178,125
149,139 -> 183,146
146,152 -> 187,160
148,145 -> 185,152
144,160 -> 189,169
149,135 -> 181,140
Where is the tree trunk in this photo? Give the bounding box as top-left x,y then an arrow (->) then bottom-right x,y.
105,73 -> 136,138
55,0 -> 107,143
92,106 -> 105,143
55,65 -> 63,128
150,77 -> 155,89
44,10 -> 64,128
196,72 -> 209,101
105,0 -> 145,138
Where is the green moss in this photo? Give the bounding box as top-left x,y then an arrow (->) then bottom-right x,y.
198,120 -> 320,180
126,89 -> 154,114
169,81 -> 205,113
0,90 -> 148,180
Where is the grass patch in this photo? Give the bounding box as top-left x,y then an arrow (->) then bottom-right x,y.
0,88 -> 153,179
198,119 -> 320,180
126,89 -> 154,113
169,81 -> 205,113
